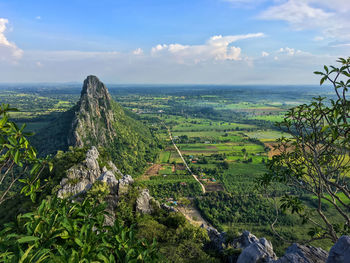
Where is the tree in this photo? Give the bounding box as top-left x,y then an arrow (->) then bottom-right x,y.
0,104 -> 52,205
259,57 -> 350,242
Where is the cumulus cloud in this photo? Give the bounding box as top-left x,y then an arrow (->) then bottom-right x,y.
133,48 -> 143,55
0,18 -> 23,61
262,51 -> 269,57
151,33 -> 264,64
259,0 -> 350,41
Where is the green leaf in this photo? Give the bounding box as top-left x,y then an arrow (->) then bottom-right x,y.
18,236 -> 40,244
19,245 -> 35,263
324,65 -> 329,73
74,238 -> 84,247
321,125 -> 329,132
14,150 -> 20,164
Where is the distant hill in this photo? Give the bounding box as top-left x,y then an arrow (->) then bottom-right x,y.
34,75 -> 159,175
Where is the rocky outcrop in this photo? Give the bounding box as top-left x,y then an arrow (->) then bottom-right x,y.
275,243 -> 328,263
136,189 -> 159,214
69,75 -> 116,147
206,227 -> 226,252
98,170 -> 119,194
236,231 -> 277,263
57,146 -> 133,200
118,174 -> 134,195
57,146 -> 136,226
327,236 -> 350,263
213,230 -> 335,263
57,147 -> 101,198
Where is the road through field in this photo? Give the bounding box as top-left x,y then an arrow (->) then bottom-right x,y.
166,127 -> 206,194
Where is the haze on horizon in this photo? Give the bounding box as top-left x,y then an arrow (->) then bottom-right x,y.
0,0 -> 349,85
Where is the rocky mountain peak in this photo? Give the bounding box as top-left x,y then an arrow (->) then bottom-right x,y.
80,75 -> 111,102
69,76 -> 116,147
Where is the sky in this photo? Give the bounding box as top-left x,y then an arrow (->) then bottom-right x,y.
0,0 -> 349,84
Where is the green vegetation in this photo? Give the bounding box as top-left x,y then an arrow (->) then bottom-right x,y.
0,104 -> 52,205
259,57 -> 350,242
0,196 -> 159,262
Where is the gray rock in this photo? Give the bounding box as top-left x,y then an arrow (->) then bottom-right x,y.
207,227 -> 226,252
275,243 -> 328,263
108,161 -> 123,177
236,231 -> 277,263
69,76 -> 116,148
98,170 -> 119,194
118,174 -> 134,195
57,147 -> 101,198
57,147 -> 122,199
327,236 -> 350,263
239,231 -> 260,248
136,189 -> 154,214
161,203 -> 176,212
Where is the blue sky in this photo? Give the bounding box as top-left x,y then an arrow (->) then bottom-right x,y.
0,0 -> 349,84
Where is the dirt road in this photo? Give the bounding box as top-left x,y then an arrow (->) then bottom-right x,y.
166,127 -> 206,193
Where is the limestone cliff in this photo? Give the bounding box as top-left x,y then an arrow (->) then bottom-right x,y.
69,76 -> 116,147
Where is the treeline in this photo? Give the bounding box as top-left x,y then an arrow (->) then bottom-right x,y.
196,191 -> 296,231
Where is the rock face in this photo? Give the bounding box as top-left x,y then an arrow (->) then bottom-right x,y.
236,231 -> 277,263
57,146 -> 133,200
207,229 -> 348,263
136,189 -> 158,214
69,76 -> 116,147
327,236 -> 350,263
57,146 -> 101,198
206,227 -> 226,252
275,243 -> 328,263
118,174 -> 134,195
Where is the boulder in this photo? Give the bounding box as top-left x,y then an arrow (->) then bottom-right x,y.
57,147 -> 124,199
236,231 -> 277,263
327,236 -> 350,263
136,189 -> 154,214
275,243 -> 328,263
98,170 -> 119,194
206,227 -> 226,252
58,147 -> 101,198
118,174 -> 134,195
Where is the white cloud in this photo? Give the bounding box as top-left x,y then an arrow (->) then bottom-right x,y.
260,1 -> 332,30
262,51 -> 269,57
330,43 -> 350,48
35,16 -> 41,20
278,47 -> 302,56
132,48 -> 143,55
0,18 -> 23,61
259,0 -> 350,41
151,33 -> 264,63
